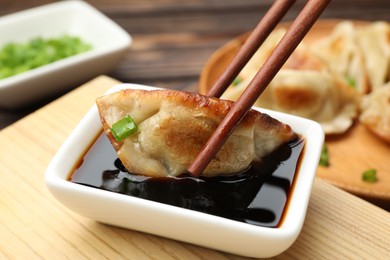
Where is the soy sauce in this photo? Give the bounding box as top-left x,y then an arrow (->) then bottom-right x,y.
69,133 -> 305,228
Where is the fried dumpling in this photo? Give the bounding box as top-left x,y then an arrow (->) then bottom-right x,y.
359,82 -> 390,143
356,22 -> 390,91
96,89 -> 297,177
223,70 -> 360,134
222,28 -> 361,134
237,28 -> 324,79
261,70 -> 360,134
310,21 -> 370,94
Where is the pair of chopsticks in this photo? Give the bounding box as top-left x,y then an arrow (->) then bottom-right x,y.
188,0 -> 331,177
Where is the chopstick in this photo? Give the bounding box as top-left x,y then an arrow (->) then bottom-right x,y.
207,0 -> 296,98
188,0 -> 331,177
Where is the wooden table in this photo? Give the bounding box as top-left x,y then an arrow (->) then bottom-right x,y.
1,1 -> 390,258
1,75 -> 389,259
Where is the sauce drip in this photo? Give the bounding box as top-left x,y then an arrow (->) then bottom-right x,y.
69,133 -> 304,228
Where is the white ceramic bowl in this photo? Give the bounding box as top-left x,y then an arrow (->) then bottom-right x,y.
45,84 -> 324,258
0,0 -> 131,109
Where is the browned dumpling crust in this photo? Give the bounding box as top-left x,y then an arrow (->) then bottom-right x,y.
221,23 -> 383,135
222,65 -> 360,134
96,89 -> 297,177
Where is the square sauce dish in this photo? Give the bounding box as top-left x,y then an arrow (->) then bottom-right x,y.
45,83 -> 324,258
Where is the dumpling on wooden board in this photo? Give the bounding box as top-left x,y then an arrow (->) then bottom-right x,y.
96,89 -> 297,177
222,34 -> 360,135
237,28 -> 324,78
356,22 -> 390,91
310,21 -> 370,94
359,82 -> 390,143
223,70 -> 360,135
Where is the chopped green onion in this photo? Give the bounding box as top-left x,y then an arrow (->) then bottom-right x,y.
319,143 -> 330,167
232,76 -> 242,86
111,115 -> 138,142
346,77 -> 356,88
0,35 -> 92,80
362,169 -> 377,183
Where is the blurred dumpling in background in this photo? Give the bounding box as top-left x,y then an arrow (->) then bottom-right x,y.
223,70 -> 359,135
238,28 -> 326,76
222,29 -> 360,135
359,82 -> 390,143
257,71 -> 359,134
356,22 -> 390,91
310,21 -> 370,94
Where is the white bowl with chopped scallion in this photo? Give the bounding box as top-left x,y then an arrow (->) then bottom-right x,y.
0,1 -> 131,109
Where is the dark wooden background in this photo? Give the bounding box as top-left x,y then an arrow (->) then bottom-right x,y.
1,0 -> 390,129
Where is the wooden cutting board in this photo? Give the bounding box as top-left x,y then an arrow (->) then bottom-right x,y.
199,20 -> 390,208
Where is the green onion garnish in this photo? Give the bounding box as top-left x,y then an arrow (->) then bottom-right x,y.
362,169 -> 377,183
319,143 -> 330,167
111,115 -> 138,142
346,77 -> 356,89
0,35 -> 92,80
232,76 -> 242,86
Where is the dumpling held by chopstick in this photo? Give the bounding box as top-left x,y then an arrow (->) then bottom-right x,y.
96,89 -> 297,177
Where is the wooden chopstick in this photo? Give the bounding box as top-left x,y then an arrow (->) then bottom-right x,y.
188,0 -> 331,177
207,0 -> 296,98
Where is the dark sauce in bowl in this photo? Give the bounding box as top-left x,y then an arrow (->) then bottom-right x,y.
69,133 -> 305,228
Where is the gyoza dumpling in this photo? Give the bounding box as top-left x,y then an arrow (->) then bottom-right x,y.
222,27 -> 361,134
359,82 -> 390,143
310,21 -> 370,94
96,89 -> 297,177
224,43 -> 326,102
222,48 -> 360,134
255,70 -> 360,134
356,22 -> 390,91
236,28 -> 324,81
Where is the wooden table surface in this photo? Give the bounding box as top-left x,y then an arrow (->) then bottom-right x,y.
1,0 -> 390,259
